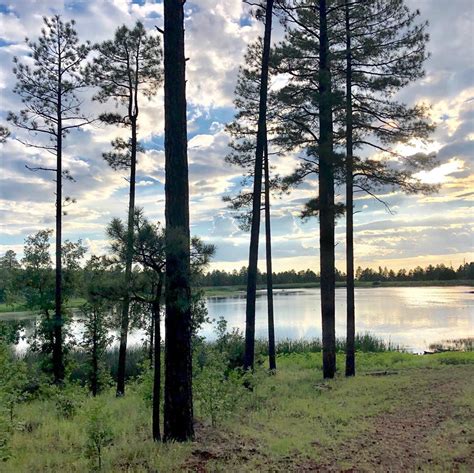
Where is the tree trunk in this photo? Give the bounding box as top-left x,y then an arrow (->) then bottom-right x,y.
53,58 -> 64,385
149,305 -> 154,366
163,0 -> 194,442
92,308 -> 98,396
116,118 -> 137,397
264,135 -> 276,371
345,0 -> 355,377
318,0 -> 336,379
152,280 -> 162,442
244,0 -> 274,371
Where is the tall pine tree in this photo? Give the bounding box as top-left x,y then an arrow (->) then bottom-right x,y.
162,0 -> 194,442
8,15 -> 91,383
335,0 -> 434,376
86,21 -> 162,396
273,0 -> 435,378
224,38 -> 280,371
240,0 -> 275,371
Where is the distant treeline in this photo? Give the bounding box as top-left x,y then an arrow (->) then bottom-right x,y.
199,262 -> 474,286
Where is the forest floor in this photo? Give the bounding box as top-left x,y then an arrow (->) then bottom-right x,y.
4,351 -> 474,472
187,361 -> 474,472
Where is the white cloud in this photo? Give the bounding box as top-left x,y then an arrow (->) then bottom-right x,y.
0,0 -> 472,271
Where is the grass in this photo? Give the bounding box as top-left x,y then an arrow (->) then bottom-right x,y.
0,298 -> 86,314
2,351 -> 473,472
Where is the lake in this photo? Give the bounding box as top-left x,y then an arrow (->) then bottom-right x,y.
4,286 -> 473,353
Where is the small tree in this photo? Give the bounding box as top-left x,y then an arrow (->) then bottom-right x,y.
0,343 -> 29,424
85,401 -> 113,471
86,21 -> 163,397
107,209 -> 215,441
8,15 -> 91,383
0,251 -> 21,307
80,301 -> 113,396
21,230 -> 85,376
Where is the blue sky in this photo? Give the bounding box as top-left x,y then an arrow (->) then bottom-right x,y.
0,0 -> 473,271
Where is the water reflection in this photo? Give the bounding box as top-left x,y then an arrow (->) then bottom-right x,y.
2,286 -> 473,353
203,286 -> 474,352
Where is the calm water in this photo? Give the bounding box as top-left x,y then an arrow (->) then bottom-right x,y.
4,286 -> 474,353
204,286 -> 474,352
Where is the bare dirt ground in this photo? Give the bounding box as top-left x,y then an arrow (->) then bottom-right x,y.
182,366 -> 474,472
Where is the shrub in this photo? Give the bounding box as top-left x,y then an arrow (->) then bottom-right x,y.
84,400 -> 114,471
194,349 -> 247,427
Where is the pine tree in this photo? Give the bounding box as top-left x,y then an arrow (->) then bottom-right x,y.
81,257 -> 115,396
162,0 -> 194,441
8,15 -> 91,384
224,38 -> 279,371
336,0 -> 435,376
273,0 -> 435,378
86,21 -> 162,396
237,0 -> 275,372
107,210 -> 214,441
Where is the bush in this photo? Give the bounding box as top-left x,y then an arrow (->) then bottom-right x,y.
84,400 -> 114,471
194,349 -> 248,427
0,417 -> 11,462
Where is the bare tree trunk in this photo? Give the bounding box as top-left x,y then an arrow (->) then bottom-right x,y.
264,136 -> 276,371
163,0 -> 194,442
318,0 -> 336,379
244,0 -> 274,371
116,119 -> 137,397
152,281 -> 162,442
92,308 -> 98,396
53,57 -> 64,384
149,306 -> 154,366
344,0 -> 355,377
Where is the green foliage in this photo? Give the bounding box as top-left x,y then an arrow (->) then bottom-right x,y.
84,400 -> 114,471
0,416 -> 12,462
0,251 -> 20,305
0,344 -> 29,425
20,231 -> 85,377
194,349 -> 249,427
85,21 -> 162,170
7,15 -> 90,144
272,0 -> 436,210
0,125 -> 9,144
80,303 -> 114,395
0,321 -> 25,346
54,390 -> 78,420
0,352 -> 472,470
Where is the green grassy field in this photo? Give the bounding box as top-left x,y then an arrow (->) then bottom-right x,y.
3,351 -> 473,472
0,298 -> 86,314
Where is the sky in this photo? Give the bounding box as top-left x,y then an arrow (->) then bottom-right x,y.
0,0 -> 473,273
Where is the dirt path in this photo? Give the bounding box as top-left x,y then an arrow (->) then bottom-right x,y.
183,366 -> 473,472
297,366 -> 474,472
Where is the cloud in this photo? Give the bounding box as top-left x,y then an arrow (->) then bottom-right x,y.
0,0 -> 472,272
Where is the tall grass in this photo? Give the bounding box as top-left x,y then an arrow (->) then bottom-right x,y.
17,333 -> 395,385
428,337 -> 473,352
257,332 -> 396,356
19,346 -> 151,386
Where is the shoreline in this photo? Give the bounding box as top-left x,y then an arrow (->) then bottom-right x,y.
0,280 -> 472,316
204,279 -> 474,297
